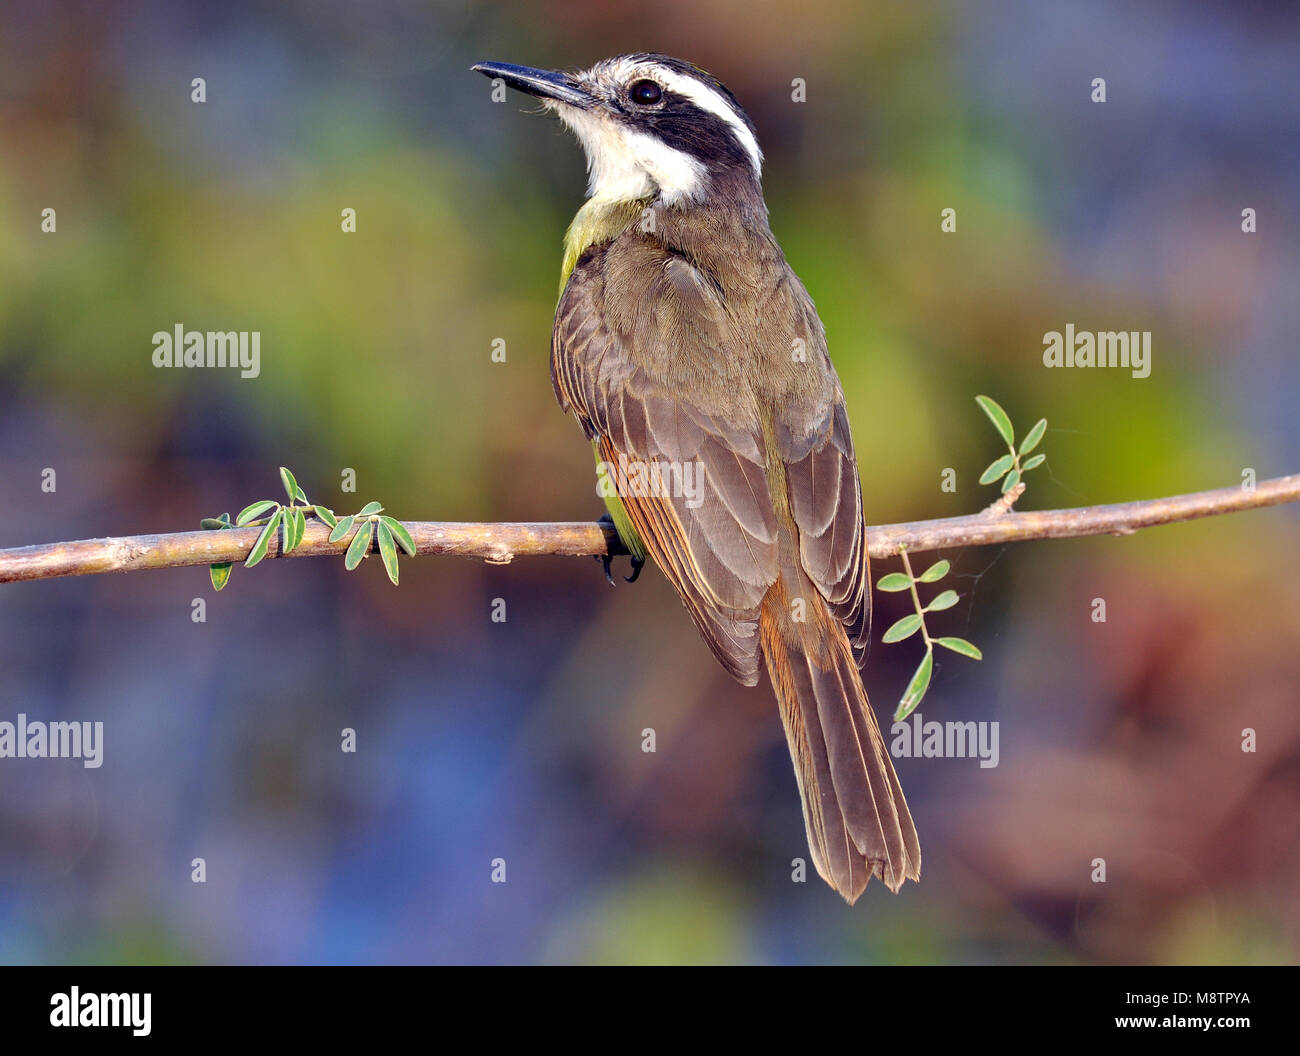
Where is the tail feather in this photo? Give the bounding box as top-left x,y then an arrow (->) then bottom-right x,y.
762,604 -> 921,902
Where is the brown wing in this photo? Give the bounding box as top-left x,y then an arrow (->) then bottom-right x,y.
773,280 -> 871,663
552,243 -> 779,685
765,276 -> 912,895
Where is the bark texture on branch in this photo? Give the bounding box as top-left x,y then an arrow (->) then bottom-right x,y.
1,474 -> 1296,585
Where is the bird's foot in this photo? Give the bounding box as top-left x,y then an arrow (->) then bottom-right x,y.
595,513 -> 643,585
595,514 -> 618,585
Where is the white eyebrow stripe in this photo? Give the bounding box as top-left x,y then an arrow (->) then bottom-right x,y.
647,65 -> 763,178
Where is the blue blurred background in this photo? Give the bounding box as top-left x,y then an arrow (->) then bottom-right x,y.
0,0 -> 1296,964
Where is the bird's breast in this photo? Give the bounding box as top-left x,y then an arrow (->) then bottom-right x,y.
560,197 -> 652,295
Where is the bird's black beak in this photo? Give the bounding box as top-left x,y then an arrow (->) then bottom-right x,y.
471,61 -> 594,109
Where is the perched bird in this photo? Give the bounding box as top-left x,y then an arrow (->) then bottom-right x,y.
473,54 -> 920,901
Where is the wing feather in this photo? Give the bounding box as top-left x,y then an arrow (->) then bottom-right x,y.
777,333 -> 871,662
554,245 -> 779,683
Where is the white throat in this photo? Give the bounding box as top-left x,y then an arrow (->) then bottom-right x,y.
549,102 -> 707,206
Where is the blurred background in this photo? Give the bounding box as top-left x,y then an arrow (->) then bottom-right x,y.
0,0 -> 1296,964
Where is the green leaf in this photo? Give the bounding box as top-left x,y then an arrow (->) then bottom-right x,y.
1021,453 -> 1046,471
344,520 -> 373,570
293,485 -> 308,504
236,500 -> 277,526
289,507 -> 306,552
975,395 -> 1014,447
1001,468 -> 1021,494
209,563 -> 232,591
935,636 -> 982,660
979,454 -> 1015,485
328,515 -> 355,544
895,649 -> 934,722
380,516 -> 417,557
876,572 -> 912,592
280,467 -> 299,504
882,613 -> 923,643
313,505 -> 338,528
280,508 -> 295,554
1018,418 -> 1047,456
245,509 -> 282,568
918,559 -> 950,583
377,521 -> 400,585
200,517 -> 228,530
357,501 -> 384,517
925,589 -> 959,612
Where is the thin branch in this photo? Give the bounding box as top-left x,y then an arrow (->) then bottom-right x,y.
1,474 -> 1296,585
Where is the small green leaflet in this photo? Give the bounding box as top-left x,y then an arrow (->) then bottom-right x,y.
201,513 -> 234,590
935,637 -> 982,660
344,520 -> 373,570
236,500 -> 277,526
329,515 -> 356,544
925,589 -> 959,612
246,509 -> 282,568
876,572 -> 912,592
287,506 -> 306,552
882,614 -> 922,643
279,467 -> 300,504
895,649 -> 934,721
376,520 -> 400,585
979,454 -> 1014,485
380,516 -> 417,557
917,559 -> 950,583
975,395 -> 1014,447
1018,418 -> 1047,456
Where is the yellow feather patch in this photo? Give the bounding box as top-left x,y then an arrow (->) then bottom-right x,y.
560,197 -> 651,295
593,441 -> 648,559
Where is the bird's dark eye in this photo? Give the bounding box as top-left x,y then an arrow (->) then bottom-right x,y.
629,79 -> 662,105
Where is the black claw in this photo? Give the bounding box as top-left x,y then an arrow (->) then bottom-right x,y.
596,513 -> 619,585
595,512 -> 641,585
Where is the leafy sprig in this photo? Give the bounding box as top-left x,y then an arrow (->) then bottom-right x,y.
877,550 -> 981,721
877,396 -> 1049,716
201,467 -> 414,590
327,501 -> 415,584
975,395 -> 1047,494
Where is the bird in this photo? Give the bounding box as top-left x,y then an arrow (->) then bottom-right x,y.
472,54 -> 920,901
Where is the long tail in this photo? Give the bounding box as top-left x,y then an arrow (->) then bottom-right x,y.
761,591 -> 921,902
